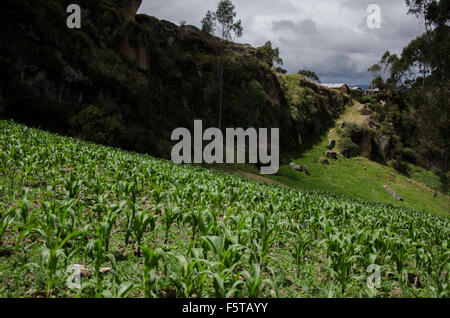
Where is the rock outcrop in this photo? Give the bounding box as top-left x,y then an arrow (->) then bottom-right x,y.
328,139 -> 336,150
280,76 -> 350,148
0,0 -> 296,158
120,0 -> 142,21
325,151 -> 338,160
290,163 -> 303,172
384,185 -> 403,201
0,0 -> 349,161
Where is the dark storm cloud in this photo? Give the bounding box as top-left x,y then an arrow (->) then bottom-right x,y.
138,0 -> 424,85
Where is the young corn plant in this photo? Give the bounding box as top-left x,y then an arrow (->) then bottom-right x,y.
39,200 -> 78,246
289,224 -> 310,277
250,212 -> 281,267
64,171 -> 83,199
205,265 -> 243,298
150,186 -> 167,207
92,173 -> 107,197
141,247 -> 165,297
101,254 -> 135,298
101,280 -> 135,298
240,263 -> 275,298
0,211 -> 14,247
39,247 -> 65,297
1,121 -> 450,298
162,207 -> 180,244
125,202 -> 156,255
31,229 -> 79,297
168,254 -> 207,298
391,237 -> 411,281
189,247 -> 209,297
95,203 -> 123,253
429,242 -> 450,297
228,210 -> 251,245
202,232 -> 244,270
15,198 -> 34,229
185,207 -> 215,239
327,232 -> 359,291
85,238 -> 114,290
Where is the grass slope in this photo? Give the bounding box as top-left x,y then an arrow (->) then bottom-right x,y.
231,101 -> 449,217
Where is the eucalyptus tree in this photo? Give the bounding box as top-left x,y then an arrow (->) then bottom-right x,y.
201,0 -> 243,129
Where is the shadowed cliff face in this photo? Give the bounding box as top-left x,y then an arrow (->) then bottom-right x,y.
0,0 -> 347,159
119,0 -> 142,21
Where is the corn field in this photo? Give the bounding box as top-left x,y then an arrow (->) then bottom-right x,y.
0,120 -> 449,298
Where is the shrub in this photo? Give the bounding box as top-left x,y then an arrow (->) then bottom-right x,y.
350,89 -> 363,101
339,123 -> 363,144
360,96 -> 376,104
70,105 -> 125,146
402,148 -> 418,163
388,159 -> 409,175
339,137 -> 360,158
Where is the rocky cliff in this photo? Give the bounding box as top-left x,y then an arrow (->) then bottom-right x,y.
0,0 -> 347,159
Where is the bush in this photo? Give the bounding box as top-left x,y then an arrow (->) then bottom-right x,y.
360,96 -> 376,104
402,147 -> 418,163
431,167 -> 441,176
339,122 -> 363,144
339,137 -> 360,158
70,105 -> 125,146
350,89 -> 363,101
388,159 -> 409,175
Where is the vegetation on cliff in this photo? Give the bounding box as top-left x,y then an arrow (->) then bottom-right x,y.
0,0 -> 350,160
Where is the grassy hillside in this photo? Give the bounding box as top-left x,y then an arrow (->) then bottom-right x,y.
230,100 -> 449,217
1,120 -> 449,298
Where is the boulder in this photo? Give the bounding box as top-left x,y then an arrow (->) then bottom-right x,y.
384,185 -> 403,201
379,134 -> 392,156
368,120 -> 379,129
325,151 -> 338,160
359,103 -> 373,116
298,134 -> 303,146
290,162 -> 303,172
280,157 -> 290,165
320,158 -> 329,165
304,166 -> 310,176
328,139 -> 336,150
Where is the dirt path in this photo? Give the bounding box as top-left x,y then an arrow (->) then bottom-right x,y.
236,171 -> 285,187
328,101 -> 366,142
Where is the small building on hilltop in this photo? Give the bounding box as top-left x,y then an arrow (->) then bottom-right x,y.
350,86 -> 363,92
321,83 -> 351,95
365,88 -> 380,95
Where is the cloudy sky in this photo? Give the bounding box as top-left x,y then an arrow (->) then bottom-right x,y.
138,0 -> 425,86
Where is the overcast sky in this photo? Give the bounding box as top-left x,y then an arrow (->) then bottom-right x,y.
138,0 -> 425,85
